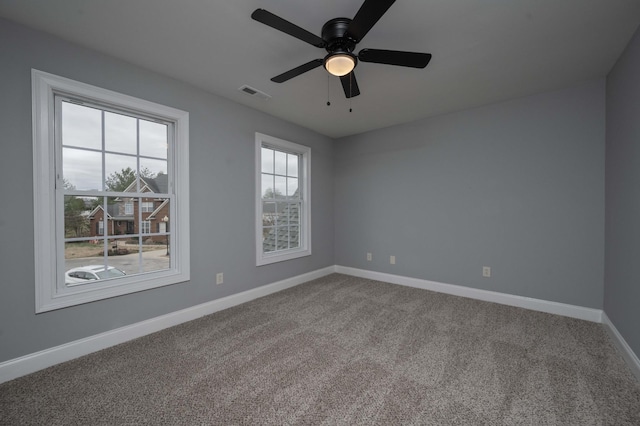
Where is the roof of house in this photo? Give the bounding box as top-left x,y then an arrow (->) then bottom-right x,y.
262,202 -> 300,252
119,173 -> 169,195
143,174 -> 168,194
89,173 -> 169,220
88,203 -> 134,221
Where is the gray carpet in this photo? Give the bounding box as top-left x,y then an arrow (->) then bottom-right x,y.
1,273 -> 639,425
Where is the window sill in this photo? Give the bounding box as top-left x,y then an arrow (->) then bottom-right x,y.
256,247 -> 311,266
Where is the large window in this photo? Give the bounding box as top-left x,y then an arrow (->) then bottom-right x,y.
33,70 -> 190,313
255,133 -> 311,265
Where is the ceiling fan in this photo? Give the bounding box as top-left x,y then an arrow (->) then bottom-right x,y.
251,0 -> 432,99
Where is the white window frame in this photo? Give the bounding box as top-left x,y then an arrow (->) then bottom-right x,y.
141,220 -> 151,234
141,201 -> 154,213
255,133 -> 311,266
124,202 -> 133,215
32,69 -> 190,313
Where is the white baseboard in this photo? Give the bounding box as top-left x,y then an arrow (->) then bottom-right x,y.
0,265 -> 621,385
602,312 -> 640,382
0,266 -> 335,384
335,265 -> 603,323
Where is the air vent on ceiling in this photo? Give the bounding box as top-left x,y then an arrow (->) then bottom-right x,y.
238,85 -> 271,100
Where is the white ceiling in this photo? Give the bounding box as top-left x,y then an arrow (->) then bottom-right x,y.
1,0 -> 639,138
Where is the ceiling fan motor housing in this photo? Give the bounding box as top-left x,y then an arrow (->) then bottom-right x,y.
322,18 -> 356,53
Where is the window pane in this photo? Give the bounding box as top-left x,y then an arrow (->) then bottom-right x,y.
99,196 -> 131,236
105,111 -> 137,155
104,197 -> 116,236
140,159 -> 168,192
154,199 -> 171,228
61,101 -> 102,150
274,202 -> 286,226
262,201 -> 276,227
276,227 -> 289,250
140,120 -> 168,159
64,251 -> 105,287
263,217 -> 277,253
107,237 -> 139,275
261,147 -> 274,174
140,158 -> 168,178
290,226 -> 300,249
292,203 -> 301,224
142,240 -> 171,272
287,177 -> 298,198
277,202 -> 301,226
287,153 -> 298,177
263,230 -> 276,253
140,198 -> 171,272
282,201 -> 300,225
262,174 -> 274,199
119,198 -> 136,236
64,240 -> 106,287
63,147 -> 103,191
274,176 -> 287,198
64,195 -> 93,238
107,237 -> 133,260
87,197 -> 105,238
142,235 -> 170,273
274,150 -> 287,175
105,154 -> 138,192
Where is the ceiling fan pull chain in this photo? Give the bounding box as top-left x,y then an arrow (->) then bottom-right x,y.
349,73 -> 353,112
326,75 -> 331,106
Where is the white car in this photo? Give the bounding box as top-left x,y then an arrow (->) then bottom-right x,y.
65,265 -> 126,285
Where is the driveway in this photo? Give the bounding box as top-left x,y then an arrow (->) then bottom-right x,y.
65,249 -> 170,275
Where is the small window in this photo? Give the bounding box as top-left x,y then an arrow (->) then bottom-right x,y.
124,202 -> 133,215
141,201 -> 154,213
141,221 -> 151,234
255,133 -> 311,265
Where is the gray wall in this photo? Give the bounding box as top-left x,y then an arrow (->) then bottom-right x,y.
0,18 -> 334,363
605,27 -> 640,357
1,15 -> 630,366
334,80 -> 606,308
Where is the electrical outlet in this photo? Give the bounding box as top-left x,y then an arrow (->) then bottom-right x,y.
482,266 -> 491,278
367,253 -> 372,261
216,273 -> 224,285
390,255 -> 396,265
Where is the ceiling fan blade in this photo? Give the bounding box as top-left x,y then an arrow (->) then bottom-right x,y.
358,49 -> 432,68
340,72 -> 361,98
252,9 -> 326,48
345,0 -> 396,43
271,59 -> 324,83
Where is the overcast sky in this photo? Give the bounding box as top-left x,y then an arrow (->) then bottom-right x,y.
62,101 -> 168,191
261,147 -> 299,198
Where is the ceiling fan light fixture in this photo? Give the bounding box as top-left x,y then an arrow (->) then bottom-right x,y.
324,53 -> 356,77
252,1 -> 432,99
